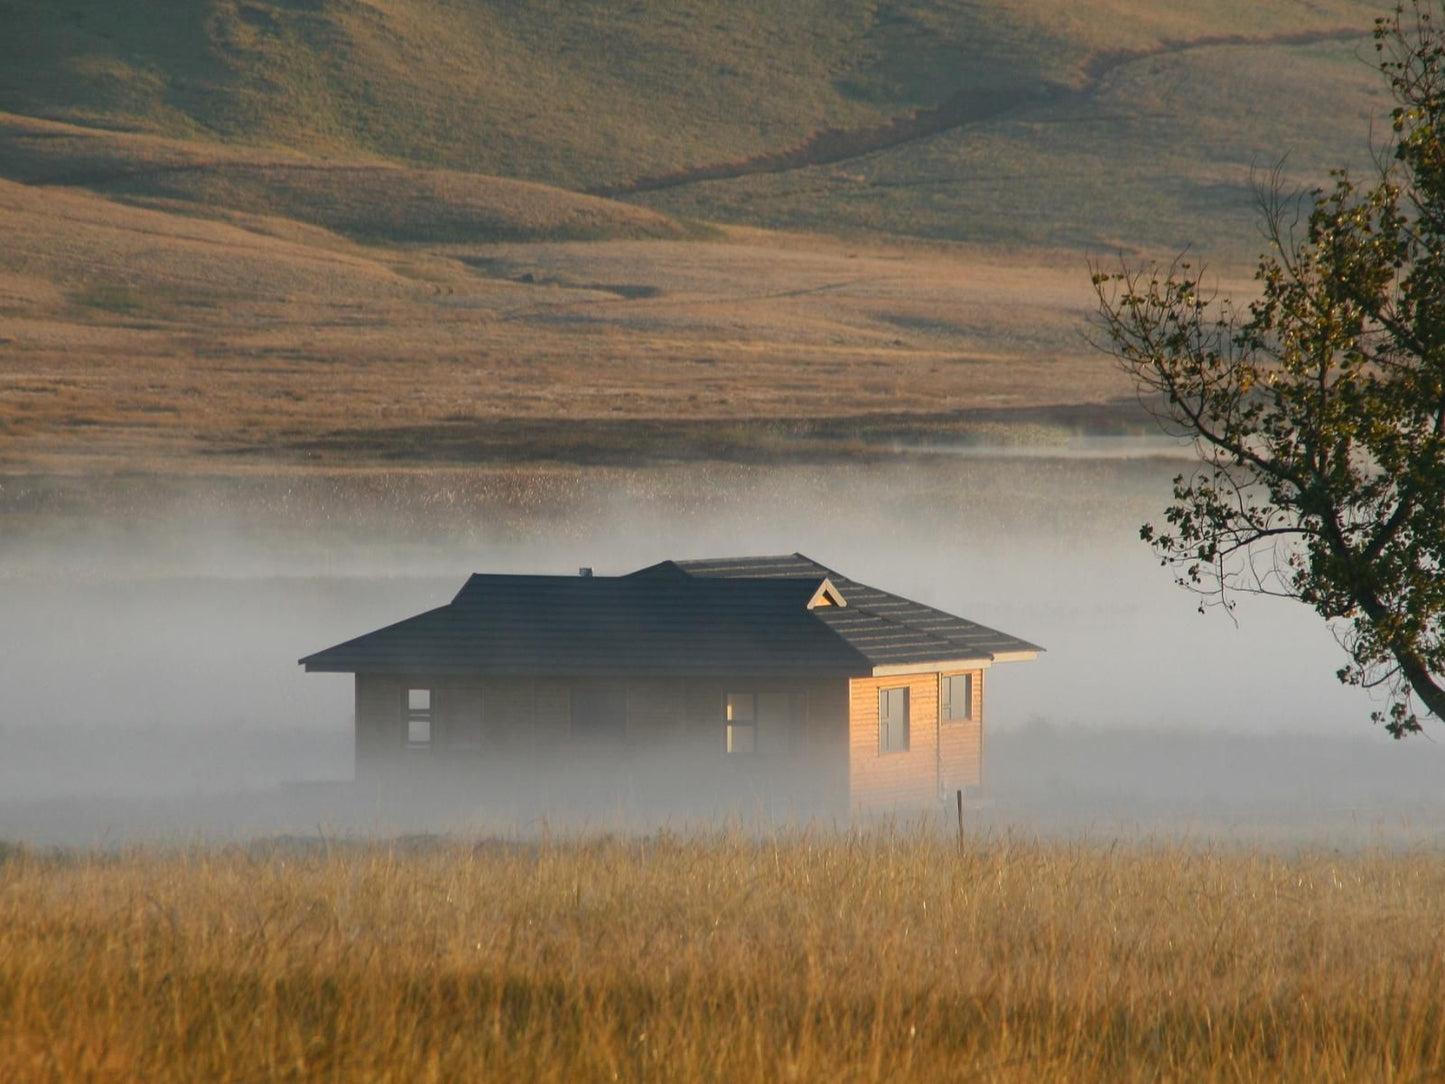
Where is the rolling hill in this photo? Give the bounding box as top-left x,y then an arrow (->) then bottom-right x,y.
0,0 -> 1403,475
0,0 -> 1390,252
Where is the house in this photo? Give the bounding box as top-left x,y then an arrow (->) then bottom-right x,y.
300,554 -> 1041,820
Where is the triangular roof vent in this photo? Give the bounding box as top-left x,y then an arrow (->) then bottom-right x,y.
807,578 -> 847,609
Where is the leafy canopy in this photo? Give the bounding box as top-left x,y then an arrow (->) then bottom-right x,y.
1093,1 -> 1445,736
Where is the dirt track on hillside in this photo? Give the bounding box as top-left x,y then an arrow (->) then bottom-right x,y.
588,27 -> 1370,198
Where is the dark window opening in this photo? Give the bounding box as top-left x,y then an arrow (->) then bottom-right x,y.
941,674 -> 973,722
878,686 -> 909,753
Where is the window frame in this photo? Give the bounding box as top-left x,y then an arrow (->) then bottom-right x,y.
940,673 -> 974,723
725,692 -> 758,755
878,686 -> 910,754
405,686 -> 433,750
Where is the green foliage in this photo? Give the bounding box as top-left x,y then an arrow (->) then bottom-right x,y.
1094,2 -> 1445,736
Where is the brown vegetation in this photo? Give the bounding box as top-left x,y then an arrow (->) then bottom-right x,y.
0,0 -> 1370,194
591,27 -> 1365,199
0,2 -> 1397,478
0,164 -> 1138,474
2,831 -> 1443,1081
0,113 -> 695,245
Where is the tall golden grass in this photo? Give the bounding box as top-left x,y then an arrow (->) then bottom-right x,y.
2,829 -> 1443,1081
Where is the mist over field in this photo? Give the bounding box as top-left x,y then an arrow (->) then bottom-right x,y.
4,451 -> 1442,847
0,0 -> 1438,848
6,4 -> 1445,1079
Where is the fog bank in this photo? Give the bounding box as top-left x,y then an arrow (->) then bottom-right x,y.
2,449 -> 1440,846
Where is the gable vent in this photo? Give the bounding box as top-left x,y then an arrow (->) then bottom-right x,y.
807,578 -> 847,610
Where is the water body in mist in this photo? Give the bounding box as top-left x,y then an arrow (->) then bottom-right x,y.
2,447 -> 1442,846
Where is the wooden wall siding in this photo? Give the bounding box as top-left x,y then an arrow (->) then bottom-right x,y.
848,671 -> 983,811
354,670 -> 985,815
848,674 -> 938,810
628,679 -> 688,744
437,686 -> 484,751
351,672 -> 853,817
533,679 -> 571,746
355,673 -> 402,777
937,669 -> 985,793
481,679 -> 535,753
805,678 -> 852,818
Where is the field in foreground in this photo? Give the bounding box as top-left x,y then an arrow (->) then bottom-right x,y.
3,832 -> 1443,1082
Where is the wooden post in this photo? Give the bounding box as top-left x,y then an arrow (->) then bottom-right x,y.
955,788 -> 964,853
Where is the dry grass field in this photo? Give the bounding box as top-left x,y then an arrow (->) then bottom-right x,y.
2,830 -> 1443,1082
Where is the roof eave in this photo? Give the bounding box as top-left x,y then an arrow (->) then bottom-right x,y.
869,649 -> 1041,676
990,648 -> 1043,663
298,661 -> 869,678
870,657 -> 994,676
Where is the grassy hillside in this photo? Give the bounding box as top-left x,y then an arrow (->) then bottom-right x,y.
0,0 -> 1404,474
0,0 -> 914,186
635,34 -> 1392,255
0,173 -> 1131,474
0,113 -> 695,243
0,1 -> 1375,183
0,0 -> 1389,255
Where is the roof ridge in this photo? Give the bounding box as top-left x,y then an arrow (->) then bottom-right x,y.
303,557 -> 1042,674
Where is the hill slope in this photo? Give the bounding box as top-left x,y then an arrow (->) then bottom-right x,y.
0,113 -> 694,243
0,0 -> 1406,475
0,1 -> 1389,258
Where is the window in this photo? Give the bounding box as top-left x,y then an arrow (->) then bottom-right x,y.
726,693 -> 757,754
940,674 -> 973,722
878,686 -> 909,753
406,688 -> 433,749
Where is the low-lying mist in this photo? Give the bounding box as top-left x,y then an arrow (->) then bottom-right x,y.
3,447 -> 1442,847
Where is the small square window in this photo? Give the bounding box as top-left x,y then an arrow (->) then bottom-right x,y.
406,687 -> 433,750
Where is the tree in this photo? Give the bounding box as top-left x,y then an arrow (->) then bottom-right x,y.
1091,1 -> 1445,736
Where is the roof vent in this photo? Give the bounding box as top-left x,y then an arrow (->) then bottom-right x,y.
579,567 -> 593,578
807,578 -> 847,609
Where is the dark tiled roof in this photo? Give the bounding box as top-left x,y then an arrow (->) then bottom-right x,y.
300,554 -> 1041,675
635,554 -> 1043,667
